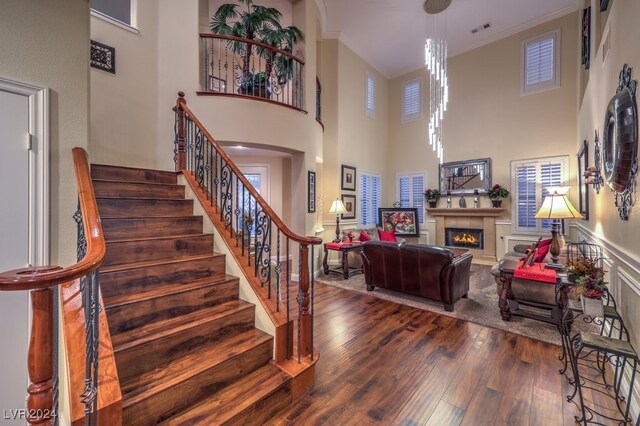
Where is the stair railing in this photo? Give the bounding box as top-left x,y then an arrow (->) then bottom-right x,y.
0,148 -> 119,425
174,92 -> 322,363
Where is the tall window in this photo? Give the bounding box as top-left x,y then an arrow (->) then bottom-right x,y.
360,172 -> 381,226
397,173 -> 425,224
402,79 -> 422,122
366,72 -> 375,118
522,29 -> 560,95
91,0 -> 132,25
511,156 -> 568,233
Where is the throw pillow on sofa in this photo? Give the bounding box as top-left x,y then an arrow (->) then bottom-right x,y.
359,230 -> 372,242
377,228 -> 397,242
533,238 -> 552,262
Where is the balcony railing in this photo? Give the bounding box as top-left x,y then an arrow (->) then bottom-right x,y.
199,34 -> 306,113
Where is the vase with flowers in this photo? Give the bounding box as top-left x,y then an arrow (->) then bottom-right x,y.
424,188 -> 441,208
486,184 -> 509,208
566,257 -> 607,317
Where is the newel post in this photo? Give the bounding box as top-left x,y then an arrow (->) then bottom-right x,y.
298,244 -> 312,358
176,91 -> 186,172
27,287 -> 54,425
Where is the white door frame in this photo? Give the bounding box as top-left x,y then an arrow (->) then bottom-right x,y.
0,76 -> 49,266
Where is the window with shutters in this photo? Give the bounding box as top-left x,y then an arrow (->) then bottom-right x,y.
511,156 -> 568,234
522,29 -> 560,95
366,72 -> 375,118
360,172 -> 381,226
402,79 -> 422,122
91,0 -> 133,26
397,173 -> 425,224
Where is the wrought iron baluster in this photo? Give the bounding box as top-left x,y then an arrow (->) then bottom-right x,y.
254,197 -> 258,277
286,237 -> 290,359
242,184 -> 246,258
214,151 -> 219,213
275,229 -> 281,312
311,243 -> 315,360
235,174 -> 240,246
297,246 -> 302,363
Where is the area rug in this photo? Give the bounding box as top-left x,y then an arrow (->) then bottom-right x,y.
316,264 -> 587,346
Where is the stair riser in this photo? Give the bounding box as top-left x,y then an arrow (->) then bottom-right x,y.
94,181 -> 185,200
102,216 -> 203,240
122,339 -> 273,425
224,381 -> 292,426
97,198 -> 194,217
106,280 -> 239,335
91,165 -> 177,184
101,256 -> 226,299
103,235 -> 214,267
115,306 -> 255,382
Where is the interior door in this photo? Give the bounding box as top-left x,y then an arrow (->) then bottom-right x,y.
0,88 -> 31,422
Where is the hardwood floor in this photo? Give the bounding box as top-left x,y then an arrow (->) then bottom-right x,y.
269,282 -> 616,425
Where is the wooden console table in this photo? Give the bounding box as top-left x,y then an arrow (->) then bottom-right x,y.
323,242 -> 363,279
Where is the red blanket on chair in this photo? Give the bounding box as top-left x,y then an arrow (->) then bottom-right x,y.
513,261 -> 557,284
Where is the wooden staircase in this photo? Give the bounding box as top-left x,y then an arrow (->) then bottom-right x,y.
92,164 -> 293,425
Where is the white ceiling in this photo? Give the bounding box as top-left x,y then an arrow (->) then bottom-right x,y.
319,0 -> 579,78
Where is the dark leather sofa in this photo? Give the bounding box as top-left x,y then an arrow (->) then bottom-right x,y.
360,241 -> 473,311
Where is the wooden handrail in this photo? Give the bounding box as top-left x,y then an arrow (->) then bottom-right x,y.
200,33 -> 305,65
0,148 -> 106,290
175,92 -> 322,247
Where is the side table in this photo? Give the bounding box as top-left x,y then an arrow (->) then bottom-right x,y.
323,242 -> 363,279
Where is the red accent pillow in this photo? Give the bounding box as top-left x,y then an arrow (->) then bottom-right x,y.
534,238 -> 553,262
378,228 -> 397,242
358,231 -> 371,242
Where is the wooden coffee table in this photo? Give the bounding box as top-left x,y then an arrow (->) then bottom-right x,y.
323,242 -> 363,279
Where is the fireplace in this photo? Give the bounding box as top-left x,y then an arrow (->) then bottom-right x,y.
445,227 -> 484,249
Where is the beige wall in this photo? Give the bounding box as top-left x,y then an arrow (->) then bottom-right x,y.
89,1 -> 161,168
0,0 -> 90,266
577,0 -> 640,347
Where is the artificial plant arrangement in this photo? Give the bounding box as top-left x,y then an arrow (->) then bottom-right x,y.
486,184 -> 510,199
566,257 -> 607,317
424,189 -> 441,207
210,0 -> 304,98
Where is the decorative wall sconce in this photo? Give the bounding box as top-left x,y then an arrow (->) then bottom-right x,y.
585,130 -> 604,194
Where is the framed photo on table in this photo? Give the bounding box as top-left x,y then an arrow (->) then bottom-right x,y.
308,171 -> 316,213
378,208 -> 420,237
341,165 -> 356,191
341,194 -> 356,220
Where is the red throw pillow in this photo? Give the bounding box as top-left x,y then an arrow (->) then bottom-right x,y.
534,238 -> 553,262
378,228 -> 397,242
358,230 -> 371,242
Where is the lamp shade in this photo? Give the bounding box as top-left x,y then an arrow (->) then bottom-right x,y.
329,199 -> 347,214
534,187 -> 583,219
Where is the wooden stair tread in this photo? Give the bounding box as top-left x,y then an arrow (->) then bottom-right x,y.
163,363 -> 290,425
105,233 -> 212,244
121,328 -> 273,407
112,300 -> 254,352
91,164 -> 177,184
100,254 -> 222,274
105,274 -> 238,308
96,196 -> 189,202
92,178 -> 183,188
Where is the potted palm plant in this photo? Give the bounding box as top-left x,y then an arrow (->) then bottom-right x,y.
486,184 -> 509,208
210,0 -> 304,99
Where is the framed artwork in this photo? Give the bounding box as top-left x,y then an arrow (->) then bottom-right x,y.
577,140 -> 589,221
307,171 -> 316,213
378,208 -> 420,237
581,7 -> 591,70
341,194 -> 356,220
341,165 -> 356,191
90,40 -> 116,74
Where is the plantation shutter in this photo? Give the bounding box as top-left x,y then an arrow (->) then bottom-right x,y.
526,37 -> 554,86
399,177 -> 410,207
366,73 -> 375,117
361,172 -> 381,226
540,163 -> 563,229
516,165 -> 537,231
397,174 -> 425,224
371,175 -> 381,226
402,79 -> 421,121
360,173 -> 370,226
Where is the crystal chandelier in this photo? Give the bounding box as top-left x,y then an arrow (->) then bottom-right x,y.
424,0 -> 451,164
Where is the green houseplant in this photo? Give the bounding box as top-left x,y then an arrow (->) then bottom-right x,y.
210,0 -> 304,99
566,257 -> 607,317
424,188 -> 441,208
486,184 -> 509,207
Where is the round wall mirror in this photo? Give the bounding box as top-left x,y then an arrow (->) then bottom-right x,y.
602,87 -> 637,192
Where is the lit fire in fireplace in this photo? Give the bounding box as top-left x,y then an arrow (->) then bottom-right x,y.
453,233 -> 479,245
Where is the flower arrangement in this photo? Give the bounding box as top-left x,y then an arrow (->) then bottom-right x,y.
486,184 -> 510,200
566,258 -> 607,299
424,188 -> 441,201
346,230 -> 355,242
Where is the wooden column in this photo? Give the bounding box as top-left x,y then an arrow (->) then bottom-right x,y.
27,287 -> 54,425
298,244 -> 312,357
176,91 -> 186,172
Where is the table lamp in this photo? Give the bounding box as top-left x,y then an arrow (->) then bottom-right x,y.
534,186 -> 583,263
329,198 -> 348,243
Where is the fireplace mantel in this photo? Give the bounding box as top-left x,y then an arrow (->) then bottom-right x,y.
426,208 -> 505,217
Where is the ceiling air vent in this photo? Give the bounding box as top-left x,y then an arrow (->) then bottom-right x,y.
471,23 -> 491,34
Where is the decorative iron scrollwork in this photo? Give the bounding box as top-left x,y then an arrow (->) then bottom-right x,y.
255,210 -> 271,288
593,130 -> 604,194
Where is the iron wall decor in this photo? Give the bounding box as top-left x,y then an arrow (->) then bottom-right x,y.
581,7 -> 591,70
341,194 -> 356,220
90,40 -> 116,74
378,208 -> 420,237
577,140 -> 590,220
307,171 -> 316,213
439,158 -> 492,195
602,64 -> 638,220
341,165 -> 356,191
593,130 -> 604,194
